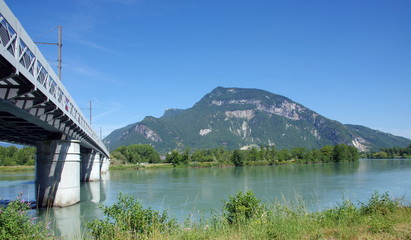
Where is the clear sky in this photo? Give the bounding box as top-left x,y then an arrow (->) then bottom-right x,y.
4,0 -> 411,139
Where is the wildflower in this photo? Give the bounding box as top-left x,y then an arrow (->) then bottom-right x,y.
46,221 -> 51,229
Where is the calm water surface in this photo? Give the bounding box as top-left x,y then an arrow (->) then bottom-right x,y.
1,159 -> 410,237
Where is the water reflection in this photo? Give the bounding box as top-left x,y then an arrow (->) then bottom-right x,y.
39,173 -> 109,239
1,159 -> 411,236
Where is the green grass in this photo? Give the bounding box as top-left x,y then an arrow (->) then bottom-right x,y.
0,165 -> 34,172
109,163 -> 175,170
85,191 -> 411,240
2,191 -> 410,239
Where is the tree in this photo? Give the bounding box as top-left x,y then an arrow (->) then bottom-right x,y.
247,147 -> 258,161
333,144 -> 358,162
166,150 -> 182,166
180,149 -> 190,165
320,145 -> 334,163
277,149 -> 291,162
0,146 -> 35,166
231,150 -> 244,167
291,147 -> 306,160
110,144 -> 160,164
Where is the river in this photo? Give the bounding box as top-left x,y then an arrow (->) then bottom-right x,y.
1,159 -> 411,238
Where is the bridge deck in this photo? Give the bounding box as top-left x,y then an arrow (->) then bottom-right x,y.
0,0 -> 109,157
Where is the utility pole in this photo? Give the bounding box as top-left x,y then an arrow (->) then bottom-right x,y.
34,26 -> 62,80
81,100 -> 92,126
89,100 -> 92,125
57,25 -> 62,80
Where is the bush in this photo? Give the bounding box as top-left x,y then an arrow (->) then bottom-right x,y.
360,191 -> 401,216
223,191 -> 263,224
323,199 -> 359,223
86,193 -> 176,239
0,194 -> 55,239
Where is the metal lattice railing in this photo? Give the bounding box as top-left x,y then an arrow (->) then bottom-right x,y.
0,5 -> 109,157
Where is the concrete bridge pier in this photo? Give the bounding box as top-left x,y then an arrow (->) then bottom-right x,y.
35,140 -> 81,208
100,156 -> 110,174
81,150 -> 101,182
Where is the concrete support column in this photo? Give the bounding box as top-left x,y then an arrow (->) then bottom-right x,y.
100,156 -> 110,174
36,140 -> 81,208
83,181 -> 101,204
81,150 -> 101,182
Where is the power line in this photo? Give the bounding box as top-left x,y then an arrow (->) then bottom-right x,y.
34,26 -> 62,80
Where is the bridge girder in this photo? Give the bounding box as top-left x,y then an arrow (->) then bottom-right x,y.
0,4 -> 109,157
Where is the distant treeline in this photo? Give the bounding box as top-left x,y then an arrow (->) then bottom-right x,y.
0,144 -> 360,167
110,144 -> 359,167
0,146 -> 35,166
111,144 -> 161,164
366,144 -> 411,159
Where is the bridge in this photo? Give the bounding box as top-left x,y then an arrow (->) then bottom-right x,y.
0,1 -> 110,207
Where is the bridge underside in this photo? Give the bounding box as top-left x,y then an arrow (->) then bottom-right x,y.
0,54 -> 95,149
0,1 -> 110,207
0,58 -> 109,208
0,110 -> 57,144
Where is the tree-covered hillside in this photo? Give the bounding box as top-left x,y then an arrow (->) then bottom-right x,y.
104,87 -> 411,153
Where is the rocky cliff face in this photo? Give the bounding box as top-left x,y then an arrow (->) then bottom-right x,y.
104,87 -> 411,152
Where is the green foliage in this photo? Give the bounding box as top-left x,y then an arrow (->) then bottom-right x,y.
166,150 -> 183,166
111,144 -> 161,164
112,144 -> 359,168
230,149 -> 244,166
0,146 -> 35,166
320,145 -> 334,162
105,87 -> 411,153
333,144 -> 359,162
86,193 -> 176,239
359,191 -> 401,216
323,200 -> 359,222
0,194 -> 55,239
367,144 -> 411,159
2,191 -> 410,239
223,191 -> 263,224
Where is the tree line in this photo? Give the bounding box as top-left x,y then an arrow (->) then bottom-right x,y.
110,144 -> 161,164
0,143 -> 360,167
110,144 -> 359,167
0,146 -> 36,166
366,144 -> 411,159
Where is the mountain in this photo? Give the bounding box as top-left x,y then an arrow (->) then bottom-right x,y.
104,87 -> 411,153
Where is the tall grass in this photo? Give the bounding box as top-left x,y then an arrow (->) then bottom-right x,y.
86,191 -> 411,240
1,191 -> 410,239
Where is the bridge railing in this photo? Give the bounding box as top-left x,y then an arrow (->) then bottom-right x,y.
0,1 -> 109,157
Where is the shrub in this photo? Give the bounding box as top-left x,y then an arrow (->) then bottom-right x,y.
323,199 -> 359,223
360,191 -> 401,216
223,191 -> 263,224
0,194 -> 54,239
86,193 -> 176,239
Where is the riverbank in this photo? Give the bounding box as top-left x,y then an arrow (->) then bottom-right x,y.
1,160 -> 411,239
3,191 -> 410,239
0,165 -> 34,171
109,159 -> 303,170
0,159 -> 336,172
86,191 -> 411,239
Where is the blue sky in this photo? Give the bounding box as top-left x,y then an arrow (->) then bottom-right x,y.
4,0 -> 411,139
